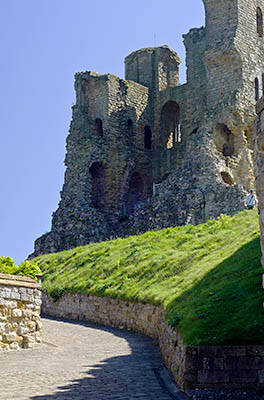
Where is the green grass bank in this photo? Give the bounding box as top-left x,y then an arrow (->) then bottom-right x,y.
35,210 -> 264,346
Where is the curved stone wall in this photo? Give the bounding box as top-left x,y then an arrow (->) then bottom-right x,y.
42,292 -> 264,389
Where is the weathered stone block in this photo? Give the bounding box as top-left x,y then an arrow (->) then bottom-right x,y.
218,346 -> 246,357
258,369 -> 264,384
230,370 -> 258,384
17,326 -> 29,336
5,300 -> 17,309
225,356 -> 250,370
203,357 -> 224,370
2,333 -> 17,343
247,346 -> 264,356
198,347 -> 218,357
12,309 -> 22,318
185,346 -> 198,356
185,355 -> 203,371
198,370 -> 229,384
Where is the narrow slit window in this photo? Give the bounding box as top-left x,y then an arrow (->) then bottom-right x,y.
144,126 -> 152,150
94,118 -> 103,137
257,7 -> 263,37
127,119 -> 133,135
255,77 -> 260,101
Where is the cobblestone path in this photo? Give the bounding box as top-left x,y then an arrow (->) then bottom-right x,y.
0,317 -> 176,400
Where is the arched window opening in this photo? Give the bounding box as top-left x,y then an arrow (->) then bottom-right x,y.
94,118 -> 103,137
144,126 -> 152,150
255,78 -> 260,101
257,7 -> 263,37
89,162 -> 107,209
213,124 -> 235,157
127,119 -> 133,135
160,101 -> 181,149
124,172 -> 145,214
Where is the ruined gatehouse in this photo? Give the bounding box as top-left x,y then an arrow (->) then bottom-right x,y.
32,0 -> 264,256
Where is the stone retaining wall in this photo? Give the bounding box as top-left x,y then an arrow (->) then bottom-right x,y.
42,292 -> 264,389
0,274 -> 42,350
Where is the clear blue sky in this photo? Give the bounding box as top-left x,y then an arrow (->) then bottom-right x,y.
1,0 -> 205,264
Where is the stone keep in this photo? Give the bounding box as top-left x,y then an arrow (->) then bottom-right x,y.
32,0 -> 264,256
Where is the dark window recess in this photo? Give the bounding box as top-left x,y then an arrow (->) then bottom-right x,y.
94,118 -> 103,137
213,123 -> 235,157
144,126 -> 152,149
257,7 -> 263,37
124,172 -> 145,214
255,77 -> 259,102
127,119 -> 133,135
89,162 -> 107,209
190,127 -> 199,135
221,172 -> 234,186
222,125 -> 234,156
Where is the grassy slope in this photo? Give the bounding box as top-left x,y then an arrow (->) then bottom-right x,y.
35,210 -> 264,346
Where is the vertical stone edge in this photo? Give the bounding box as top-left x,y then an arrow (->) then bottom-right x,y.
255,97 -> 264,297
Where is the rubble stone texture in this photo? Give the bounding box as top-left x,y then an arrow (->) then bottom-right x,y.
0,274 -> 42,350
32,0 -> 264,256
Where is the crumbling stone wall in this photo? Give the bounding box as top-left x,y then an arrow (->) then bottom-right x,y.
32,0 -> 264,257
42,292 -> 264,389
0,274 -> 42,350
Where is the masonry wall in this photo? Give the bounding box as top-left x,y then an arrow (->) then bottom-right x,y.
42,292 -> 264,390
0,274 -> 42,350
32,1 -> 264,258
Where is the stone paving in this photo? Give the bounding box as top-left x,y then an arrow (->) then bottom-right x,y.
0,317 -> 175,400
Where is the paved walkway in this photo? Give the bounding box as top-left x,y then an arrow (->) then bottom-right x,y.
0,317 -> 176,400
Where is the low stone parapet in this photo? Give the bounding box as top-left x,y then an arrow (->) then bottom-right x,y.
0,273 -> 42,350
42,292 -> 264,389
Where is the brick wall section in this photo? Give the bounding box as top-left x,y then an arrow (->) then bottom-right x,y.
42,292 -> 264,389
0,274 -> 42,350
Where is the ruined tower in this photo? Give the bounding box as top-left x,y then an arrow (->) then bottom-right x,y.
32,0 -> 264,257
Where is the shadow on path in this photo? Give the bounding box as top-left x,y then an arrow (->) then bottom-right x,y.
30,316 -> 177,400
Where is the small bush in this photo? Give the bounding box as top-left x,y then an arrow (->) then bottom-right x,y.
0,256 -> 17,275
0,257 -> 41,281
16,260 -> 41,280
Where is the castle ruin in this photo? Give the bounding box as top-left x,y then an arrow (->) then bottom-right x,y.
32,0 -> 264,257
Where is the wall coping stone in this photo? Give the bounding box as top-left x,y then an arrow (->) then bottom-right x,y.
0,273 -> 39,289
